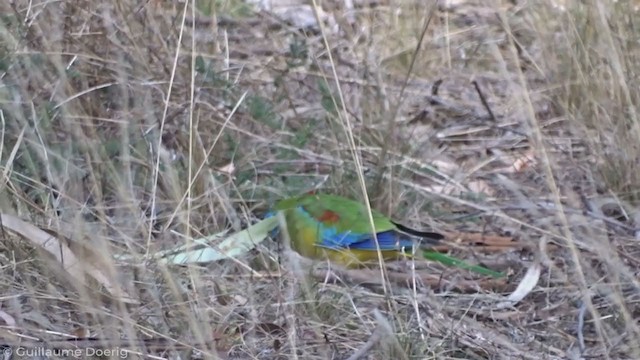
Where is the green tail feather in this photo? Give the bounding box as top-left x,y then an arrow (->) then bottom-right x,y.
422,251 -> 505,278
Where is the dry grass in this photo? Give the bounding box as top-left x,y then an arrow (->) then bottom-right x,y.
1,0 -> 640,359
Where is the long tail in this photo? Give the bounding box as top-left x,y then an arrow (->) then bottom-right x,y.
392,221 -> 443,246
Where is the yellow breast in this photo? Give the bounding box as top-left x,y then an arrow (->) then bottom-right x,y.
320,248 -> 405,267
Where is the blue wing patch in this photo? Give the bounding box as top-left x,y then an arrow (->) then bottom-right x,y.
296,207 -> 414,251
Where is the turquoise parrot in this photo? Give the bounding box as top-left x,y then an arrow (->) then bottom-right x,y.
273,192 -> 444,267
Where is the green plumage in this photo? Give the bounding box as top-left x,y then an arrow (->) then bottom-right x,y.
274,193 -> 396,234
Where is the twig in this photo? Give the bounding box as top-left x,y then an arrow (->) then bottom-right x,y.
577,300 -> 587,354
472,80 -> 497,122
345,327 -> 382,360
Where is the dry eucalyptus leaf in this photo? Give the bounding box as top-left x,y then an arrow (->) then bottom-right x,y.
496,262 -> 541,309
0,214 -> 138,304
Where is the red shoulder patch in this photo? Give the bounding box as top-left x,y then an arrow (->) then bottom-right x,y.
318,210 -> 340,224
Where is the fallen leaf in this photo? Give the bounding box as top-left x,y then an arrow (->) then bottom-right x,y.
0,214 -> 139,304
496,262 -> 541,309
0,310 -> 16,327
508,149 -> 536,173
216,162 -> 235,176
161,217 -> 279,264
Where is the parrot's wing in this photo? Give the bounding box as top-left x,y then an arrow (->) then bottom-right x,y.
317,230 -> 415,251
292,207 -> 413,250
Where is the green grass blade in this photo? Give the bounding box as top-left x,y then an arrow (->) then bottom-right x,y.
422,251 -> 505,278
